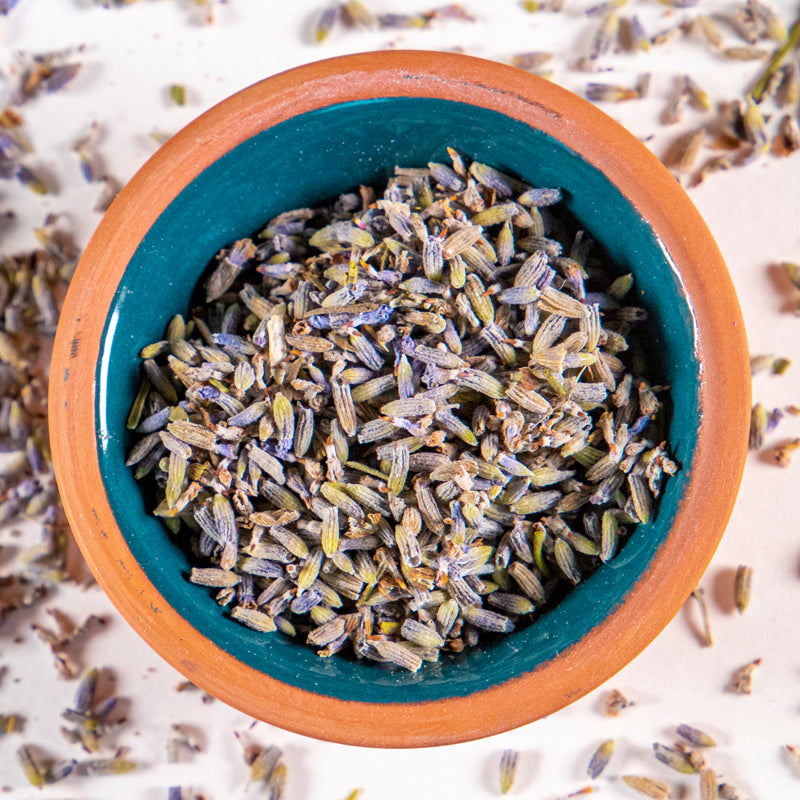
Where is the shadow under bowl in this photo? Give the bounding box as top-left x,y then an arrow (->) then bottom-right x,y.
50,51 -> 750,748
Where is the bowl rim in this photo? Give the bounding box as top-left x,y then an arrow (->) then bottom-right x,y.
50,49 -> 750,748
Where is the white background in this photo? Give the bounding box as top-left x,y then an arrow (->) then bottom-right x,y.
1,0 -> 800,797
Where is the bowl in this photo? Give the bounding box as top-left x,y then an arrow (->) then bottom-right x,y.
50,50 -> 750,748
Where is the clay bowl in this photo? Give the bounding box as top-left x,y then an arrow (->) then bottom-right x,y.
50,50 -> 750,748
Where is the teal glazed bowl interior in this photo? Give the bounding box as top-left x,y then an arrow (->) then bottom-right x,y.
52,51 -> 750,747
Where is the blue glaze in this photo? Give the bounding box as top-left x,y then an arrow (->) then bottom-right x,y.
95,97 -> 699,704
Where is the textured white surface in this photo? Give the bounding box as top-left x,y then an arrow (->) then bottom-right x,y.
1,1 -> 800,797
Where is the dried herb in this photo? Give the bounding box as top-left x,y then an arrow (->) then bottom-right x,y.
722,46 -> 769,60
689,587 -> 713,646
32,611 -> 107,678
587,738 -> 614,778
719,784 -> 748,800
585,82 -> 642,102
748,403 -> 767,450
662,82 -> 690,125
8,48 -> 83,105
653,742 -> 697,774
772,358 -> 792,375
94,175 -> 121,213
622,775 -> 670,799
16,744 -> 75,787
750,354 -> 791,375
728,657 -> 762,693
167,724 -> 203,762
733,565 -> 753,613
314,5 -> 341,41
499,749 -> 519,794
511,52 -> 553,71
770,438 -> 800,466
0,0 -> 23,14
74,756 -> 136,775
685,75 -> 712,110
126,152 -> 677,670
60,666 -> 123,752
149,130 -> 172,146
773,114 -> 800,155
0,713 -> 25,734
71,121 -> 102,183
16,744 -> 46,787
237,738 -> 287,796
589,12 -> 620,60
751,14 -> 800,101
701,767 -> 720,800
780,262 -> 800,315
676,128 -> 709,175
676,723 -> 717,747
604,688 -> 634,715
168,84 -> 187,106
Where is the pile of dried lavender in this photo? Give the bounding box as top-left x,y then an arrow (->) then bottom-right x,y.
126,150 -> 676,671
0,216 -> 79,629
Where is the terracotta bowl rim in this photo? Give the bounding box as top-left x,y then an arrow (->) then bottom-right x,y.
49,50 -> 750,748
